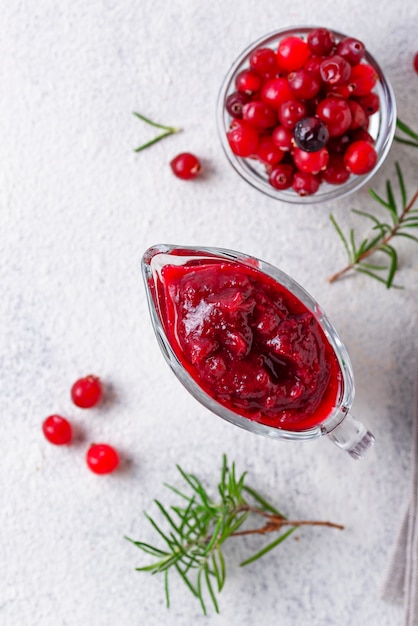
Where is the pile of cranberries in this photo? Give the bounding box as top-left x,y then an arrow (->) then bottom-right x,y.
42,375 -> 120,475
224,28 -> 381,196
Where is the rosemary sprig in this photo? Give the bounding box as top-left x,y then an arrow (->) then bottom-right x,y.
394,117 -> 418,148
126,454 -> 343,615
328,162 -> 418,287
133,111 -> 181,152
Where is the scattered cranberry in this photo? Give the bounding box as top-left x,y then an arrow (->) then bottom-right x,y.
170,153 -> 201,180
42,415 -> 72,445
223,27 -> 382,196
86,443 -> 119,474
414,52 -> 418,74
71,375 -> 103,409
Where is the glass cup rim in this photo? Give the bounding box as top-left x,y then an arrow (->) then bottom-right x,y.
216,25 -> 397,204
142,243 -> 355,442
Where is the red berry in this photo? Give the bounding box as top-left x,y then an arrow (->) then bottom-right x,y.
307,28 -> 335,56
261,78 -> 293,109
276,36 -> 311,71
278,99 -> 307,129
292,171 -> 320,196
336,37 -> 365,65
226,91 -> 250,118
287,69 -> 321,100
170,153 -> 201,180
304,55 -> 326,79
344,140 -> 377,174
256,136 -> 284,165
269,163 -> 294,189
320,55 -> 351,85
250,47 -> 278,76
42,415 -> 72,445
348,100 -> 368,130
242,100 -> 277,129
227,119 -> 259,157
414,52 -> 418,74
86,444 -> 119,475
322,154 -> 350,185
71,375 -> 102,409
271,125 -> 293,151
293,146 -> 329,174
235,69 -> 262,95
355,92 -> 380,115
349,63 -> 378,96
316,97 -> 352,137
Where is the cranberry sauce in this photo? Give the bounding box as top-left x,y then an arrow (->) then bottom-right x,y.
152,255 -> 342,431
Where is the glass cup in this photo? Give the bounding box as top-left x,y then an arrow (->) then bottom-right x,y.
141,244 -> 374,459
216,26 -> 397,204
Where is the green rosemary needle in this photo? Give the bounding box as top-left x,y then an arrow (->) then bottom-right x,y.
133,111 -> 181,152
126,454 -> 343,615
329,162 -> 418,287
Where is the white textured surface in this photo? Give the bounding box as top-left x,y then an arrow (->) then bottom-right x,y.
1,2 -> 418,625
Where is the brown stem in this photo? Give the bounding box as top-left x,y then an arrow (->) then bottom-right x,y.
230,505 -> 344,536
328,188 -> 418,284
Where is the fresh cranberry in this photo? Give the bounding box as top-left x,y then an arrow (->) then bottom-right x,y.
322,154 -> 350,185
326,83 -> 354,99
307,28 -> 335,55
42,415 -> 72,445
71,375 -> 102,409
276,36 -> 311,71
354,92 -> 380,115
292,171 -> 320,195
348,100 -> 367,130
278,99 -> 307,129
336,37 -> 365,65
293,146 -> 329,174
242,100 -> 277,129
316,97 -> 352,137
226,91 -> 251,118
235,69 -> 262,95
250,47 -> 278,75
344,139 -> 377,175
326,133 -> 351,154
350,128 -> 375,144
304,55 -> 326,79
269,163 -> 294,189
271,125 -> 293,151
261,77 -> 293,108
86,443 -> 119,474
320,55 -> 351,85
227,119 -> 259,157
293,117 -> 329,152
170,153 -> 201,180
349,63 -> 378,96
414,52 -> 418,74
287,69 -> 321,100
257,136 -> 284,165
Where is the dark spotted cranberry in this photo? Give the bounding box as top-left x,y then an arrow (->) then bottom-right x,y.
226,91 -> 251,118
293,117 -> 329,152
336,37 -> 365,66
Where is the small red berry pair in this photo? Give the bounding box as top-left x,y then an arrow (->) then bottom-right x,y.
42,375 -> 119,475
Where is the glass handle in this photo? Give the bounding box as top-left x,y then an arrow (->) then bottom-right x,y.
325,413 -> 375,459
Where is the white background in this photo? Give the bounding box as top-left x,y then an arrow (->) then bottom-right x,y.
1,1 -> 418,625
